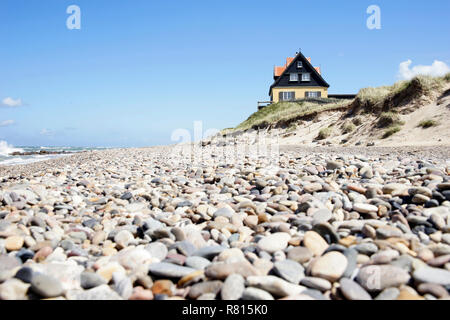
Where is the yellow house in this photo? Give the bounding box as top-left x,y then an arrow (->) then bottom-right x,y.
269,51 -> 329,103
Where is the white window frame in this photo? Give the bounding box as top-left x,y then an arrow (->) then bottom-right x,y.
289,73 -> 299,82
281,92 -> 294,101
297,61 -> 303,68
306,91 -> 321,98
302,73 -> 311,82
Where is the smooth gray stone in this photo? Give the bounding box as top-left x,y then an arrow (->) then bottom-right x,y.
80,272 -> 106,290
300,277 -> 332,291
0,255 -> 22,273
192,246 -> 226,260
241,287 -> 274,300
413,267 -> 450,286
356,265 -> 410,292
188,281 -> 223,299
30,273 -> 64,298
273,259 -> 305,284
185,256 -> 211,270
221,274 -> 245,300
343,248 -> 358,278
148,262 -> 196,278
374,287 -> 400,300
312,208 -> 332,225
173,240 -> 196,256
213,207 -> 235,219
302,289 -> 328,300
339,278 -> 372,300
353,243 -> 378,255
112,274 -> 133,299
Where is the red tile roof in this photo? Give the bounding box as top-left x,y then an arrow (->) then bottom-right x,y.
273,55 -> 321,77
274,66 -> 286,77
274,57 -> 295,77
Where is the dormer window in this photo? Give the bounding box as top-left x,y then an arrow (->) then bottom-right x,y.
297,61 -> 303,68
290,73 -> 299,82
302,73 -> 311,81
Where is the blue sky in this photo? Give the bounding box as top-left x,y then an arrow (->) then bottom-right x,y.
1,0 -> 449,147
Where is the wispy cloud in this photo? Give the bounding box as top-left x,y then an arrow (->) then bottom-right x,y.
40,128 -> 55,136
0,120 -> 15,127
0,97 -> 24,108
398,59 -> 450,80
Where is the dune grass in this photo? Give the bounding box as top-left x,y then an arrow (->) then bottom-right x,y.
382,126 -> 402,139
418,119 -> 439,129
342,122 -> 356,134
317,127 -> 333,140
377,112 -> 405,128
444,73 -> 450,82
355,75 -> 449,114
234,99 -> 348,131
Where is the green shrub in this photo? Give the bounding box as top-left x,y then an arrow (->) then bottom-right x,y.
418,119 -> 438,129
342,122 -> 356,134
352,117 -> 363,126
382,126 -> 401,139
378,112 -> 404,128
444,73 -> 450,82
317,127 -> 333,140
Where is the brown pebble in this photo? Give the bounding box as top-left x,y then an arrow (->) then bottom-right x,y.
417,283 -> 449,299
34,246 -> 53,262
152,280 -> 174,296
5,236 -> 24,251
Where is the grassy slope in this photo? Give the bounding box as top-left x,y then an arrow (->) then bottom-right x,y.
233,99 -> 349,131
226,74 -> 450,134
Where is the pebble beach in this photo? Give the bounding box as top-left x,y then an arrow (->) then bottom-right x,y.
1,144 -> 450,300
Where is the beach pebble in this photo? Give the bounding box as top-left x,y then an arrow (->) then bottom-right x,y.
5,236 -> 24,251
310,251 -> 348,282
221,274 -> 245,300
148,263 -> 196,278
257,233 -> 290,253
357,265 -> 410,291
273,259 -> 305,284
303,231 -> 329,256
241,287 -> 274,300
31,273 -> 64,298
339,278 -> 372,300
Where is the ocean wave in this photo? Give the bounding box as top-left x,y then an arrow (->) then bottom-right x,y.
0,140 -> 24,156
0,153 -> 73,166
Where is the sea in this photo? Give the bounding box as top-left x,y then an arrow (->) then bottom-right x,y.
0,140 -> 109,166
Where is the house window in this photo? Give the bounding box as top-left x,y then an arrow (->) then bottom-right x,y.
305,91 -> 321,98
280,92 -> 295,101
297,61 -> 303,68
289,73 -> 299,82
302,73 -> 311,81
